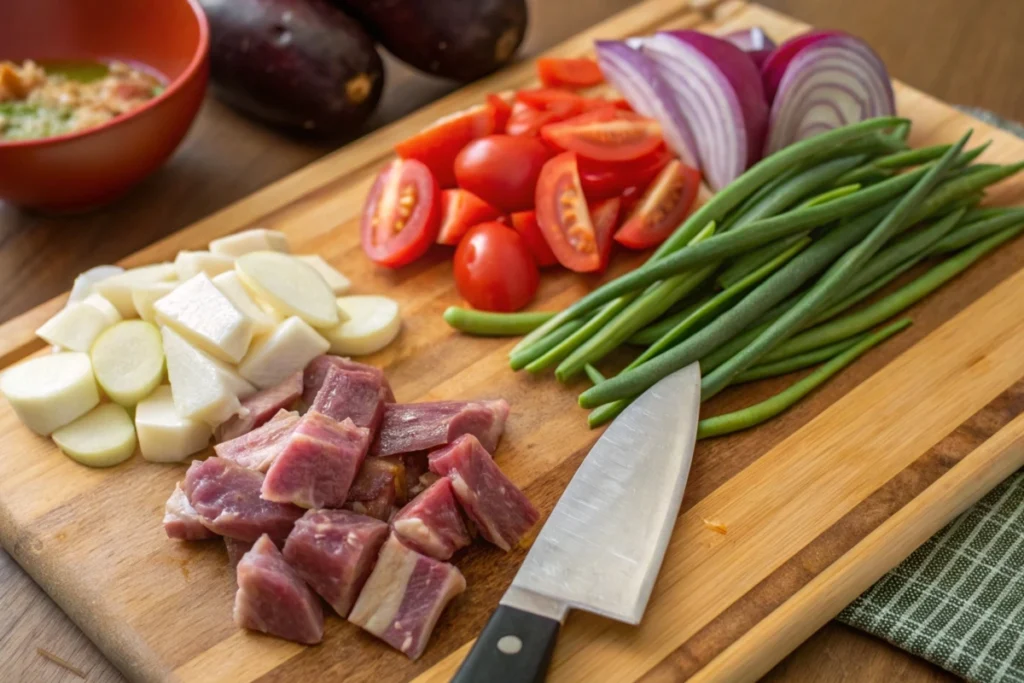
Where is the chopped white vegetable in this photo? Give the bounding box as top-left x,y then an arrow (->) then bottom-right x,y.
130,282 -> 177,323
68,265 -> 124,304
135,386 -> 212,463
238,316 -> 329,389
323,296 -> 401,356
90,321 -> 165,407
82,294 -> 123,326
212,271 -> 278,335
36,301 -> 115,352
0,352 -> 100,435
52,403 -> 137,468
154,273 -> 253,363
93,263 -> 177,318
295,255 -> 351,295
236,251 -> 339,329
209,228 -> 290,257
174,250 -> 236,281
162,327 -> 244,426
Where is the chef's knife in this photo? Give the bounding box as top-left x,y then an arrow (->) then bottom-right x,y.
452,362 -> 702,683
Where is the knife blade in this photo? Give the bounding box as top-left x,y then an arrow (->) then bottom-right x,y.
452,362 -> 702,683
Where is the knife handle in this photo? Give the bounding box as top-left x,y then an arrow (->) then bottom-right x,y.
451,605 -> 561,683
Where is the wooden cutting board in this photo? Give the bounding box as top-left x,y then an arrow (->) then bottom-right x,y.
2,1 -> 1024,681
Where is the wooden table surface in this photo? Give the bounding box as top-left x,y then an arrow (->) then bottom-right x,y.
2,0 -> 1022,680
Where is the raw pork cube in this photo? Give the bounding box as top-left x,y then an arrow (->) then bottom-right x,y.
310,364 -> 388,432
215,371 -> 303,442
164,483 -> 217,541
262,412 -> 370,509
429,435 -> 539,552
234,535 -> 324,645
392,478 -> 471,561
344,457 -> 406,521
302,355 -> 395,407
225,537 -> 254,568
283,509 -> 389,616
184,457 -> 304,543
349,535 -> 465,659
372,399 -> 510,457
214,410 -> 299,471
401,452 -> 430,498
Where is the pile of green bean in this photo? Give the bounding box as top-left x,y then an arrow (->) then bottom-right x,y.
442,118 -> 1024,438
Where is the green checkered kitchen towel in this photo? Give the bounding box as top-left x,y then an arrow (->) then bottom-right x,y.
838,470 -> 1024,682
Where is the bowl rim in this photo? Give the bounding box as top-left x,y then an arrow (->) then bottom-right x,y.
0,0 -> 210,150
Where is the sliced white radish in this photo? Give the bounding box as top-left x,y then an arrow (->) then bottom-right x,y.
323,296 -> 401,356
36,301 -> 115,353
238,317 -> 329,389
82,294 -> 123,326
162,326 -> 245,426
209,229 -> 290,257
135,385 -> 212,463
154,273 -> 253,363
296,255 -> 351,295
52,403 -> 137,468
236,251 -> 339,329
174,250 -> 236,281
68,265 -> 124,304
130,282 -> 177,323
90,321 -> 165,407
93,263 -> 177,318
0,352 -> 100,435
212,271 -> 279,335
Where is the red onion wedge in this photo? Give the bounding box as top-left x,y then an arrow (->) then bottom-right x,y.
764,34 -> 895,155
721,27 -> 777,68
594,41 -> 700,170
639,31 -> 769,191
760,30 -> 842,102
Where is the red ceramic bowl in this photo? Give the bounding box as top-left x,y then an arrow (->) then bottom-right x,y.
0,0 -> 209,212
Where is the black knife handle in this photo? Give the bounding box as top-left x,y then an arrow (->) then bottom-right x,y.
451,605 -> 561,683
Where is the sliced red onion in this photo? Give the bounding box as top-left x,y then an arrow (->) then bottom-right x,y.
594,40 -> 700,169
764,34 -> 895,155
640,31 -> 769,190
721,27 -> 776,68
761,30 -> 842,101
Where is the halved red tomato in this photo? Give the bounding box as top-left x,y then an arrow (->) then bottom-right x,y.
537,57 -> 605,89
437,189 -> 502,245
506,102 -> 556,137
454,135 -> 552,213
541,109 -> 663,162
588,196 -> 621,270
515,88 -> 588,117
487,93 -> 512,133
510,210 -> 558,267
615,161 -> 702,250
535,152 -> 612,273
393,102 -> 501,188
454,222 -> 539,312
578,145 -> 673,199
362,159 -> 442,267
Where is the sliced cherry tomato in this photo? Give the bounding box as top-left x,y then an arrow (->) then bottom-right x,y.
615,161 -> 701,250
454,134 -> 552,213
487,93 -> 512,133
361,159 -> 442,267
437,189 -> 502,245
535,152 -> 609,273
588,196 -> 621,270
515,88 -> 587,117
537,57 -> 605,89
453,222 -> 539,312
506,101 -> 557,137
619,185 -> 643,217
510,210 -> 558,267
541,109 -> 663,162
578,145 -> 673,199
393,102 -> 500,188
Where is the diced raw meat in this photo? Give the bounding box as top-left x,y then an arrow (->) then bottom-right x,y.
401,452 -> 430,498
233,534 -> 324,645
225,537 -> 254,568
184,457 -> 304,543
372,399 -> 510,457
429,435 -> 539,552
413,471 -> 441,498
164,482 -> 217,541
215,372 -> 303,442
344,457 -> 406,521
349,535 -> 466,659
392,478 -> 471,561
310,364 -> 388,432
283,509 -> 389,617
213,410 -> 300,471
262,412 -> 370,509
303,355 -> 395,406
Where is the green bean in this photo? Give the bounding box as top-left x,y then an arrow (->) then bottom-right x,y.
629,293 -> 715,346
834,166 -> 895,187
511,117 -> 908,355
906,161 -> 1024,224
718,165 -> 802,233
584,364 -> 606,386
812,255 -> 921,325
588,397 -> 629,428
962,206 -> 1013,225
509,318 -> 586,371
890,121 -> 912,143
931,209 -> 1024,253
872,144 -> 953,170
525,296 -> 637,373
732,333 -> 870,384
696,319 -> 912,439
443,307 -> 553,336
